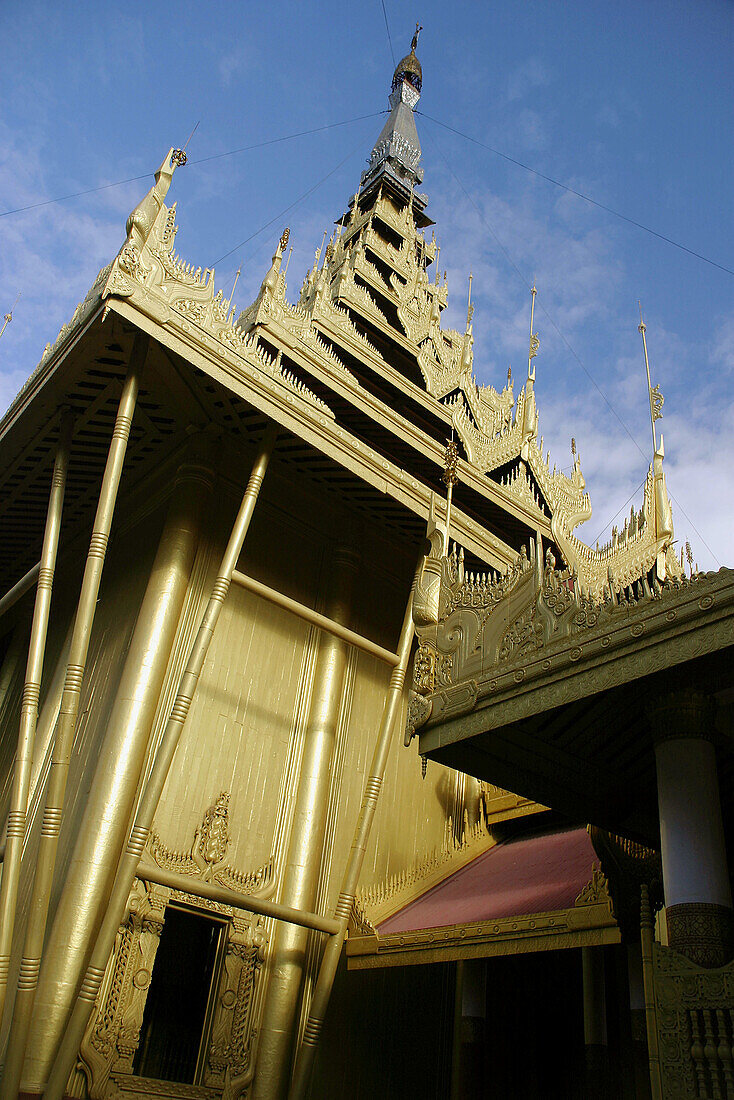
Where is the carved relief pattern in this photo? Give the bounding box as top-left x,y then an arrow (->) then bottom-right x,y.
80,880 -> 166,1096
145,791 -> 274,895
650,944 -> 734,1099
498,604 -> 544,663
25,142 -> 680,601
410,524 -> 705,720
204,920 -> 265,1090
79,796 -> 271,1099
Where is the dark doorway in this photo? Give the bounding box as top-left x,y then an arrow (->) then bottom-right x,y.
133,905 -> 224,1083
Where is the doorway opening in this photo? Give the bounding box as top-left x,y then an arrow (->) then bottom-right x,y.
132,904 -> 226,1084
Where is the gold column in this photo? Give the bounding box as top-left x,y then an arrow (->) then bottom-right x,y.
23,434 -> 214,1090
640,886 -> 663,1100
0,411 -> 73,1024
288,564 -> 419,1100
252,546 -> 358,1100
44,422 -> 277,1100
1,336 -> 145,1100
0,628 -> 28,750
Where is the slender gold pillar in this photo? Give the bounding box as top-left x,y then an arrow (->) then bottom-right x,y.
0,411 -> 73,1024
0,629 -> 28,749
252,546 -> 358,1100
287,563 -> 420,1100
44,422 -> 277,1100
24,435 -> 214,1089
1,336 -> 145,1100
0,564 -> 41,623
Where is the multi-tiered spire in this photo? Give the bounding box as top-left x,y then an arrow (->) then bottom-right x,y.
362,23 -> 425,202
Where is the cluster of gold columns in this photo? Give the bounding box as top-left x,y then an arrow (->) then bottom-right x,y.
42,422 -> 278,1100
1,335 -> 147,1099
253,546 -> 359,1100
287,568 -> 418,1100
0,364 -> 421,1100
0,411 -> 72,1021
23,433 -> 216,1088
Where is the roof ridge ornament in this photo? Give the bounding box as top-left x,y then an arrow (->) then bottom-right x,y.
638,301 -> 664,454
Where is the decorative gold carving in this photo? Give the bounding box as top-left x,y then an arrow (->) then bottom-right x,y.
574,865 -> 615,916
498,604 -> 543,663
646,940 -> 734,1098
144,791 -> 274,896
79,872 -> 267,1098
351,799 -> 494,932
405,691 -> 432,743
79,879 -> 167,1096
412,518 -> 715,729
666,903 -> 734,969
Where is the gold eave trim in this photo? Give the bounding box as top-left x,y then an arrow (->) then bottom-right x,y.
107,297 -> 515,569
346,900 -> 620,970
420,570 -> 734,750
257,320 -> 552,538
0,301 -> 106,442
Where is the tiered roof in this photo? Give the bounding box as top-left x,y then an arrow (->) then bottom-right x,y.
0,36 -> 682,599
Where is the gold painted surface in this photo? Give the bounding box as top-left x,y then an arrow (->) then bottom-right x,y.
0,512 -> 162,1063
152,548 -> 316,877
26,447 -> 213,1087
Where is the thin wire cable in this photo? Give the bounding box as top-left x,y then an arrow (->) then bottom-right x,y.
428,133 -> 648,459
668,492 -> 720,567
380,0 -> 396,66
419,111 -> 734,279
188,112 -> 384,167
427,131 -> 722,564
590,478 -> 646,546
0,113 -> 384,220
210,138 -> 366,267
0,173 -> 153,219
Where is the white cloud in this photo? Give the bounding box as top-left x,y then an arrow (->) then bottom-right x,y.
506,58 -> 551,103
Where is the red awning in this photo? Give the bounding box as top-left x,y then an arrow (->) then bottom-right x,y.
378,827 -> 598,935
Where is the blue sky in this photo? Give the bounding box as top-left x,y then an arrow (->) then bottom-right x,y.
1,0 -> 732,569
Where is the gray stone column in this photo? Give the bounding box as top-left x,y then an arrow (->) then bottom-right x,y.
650,691 -> 733,967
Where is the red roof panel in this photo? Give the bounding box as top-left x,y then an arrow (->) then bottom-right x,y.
378,828 -> 596,935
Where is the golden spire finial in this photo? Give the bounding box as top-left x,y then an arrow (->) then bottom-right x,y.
442,436 -> 460,545
0,292 -> 20,341
411,22 -> 423,52
638,301 -> 664,454
527,284 -> 539,377
466,272 -> 474,329
227,267 -> 241,311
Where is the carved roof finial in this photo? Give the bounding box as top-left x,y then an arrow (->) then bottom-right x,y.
391,25 -> 423,93
638,302 -> 664,455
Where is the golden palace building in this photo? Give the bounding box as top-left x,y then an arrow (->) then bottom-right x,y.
0,34 -> 731,1100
